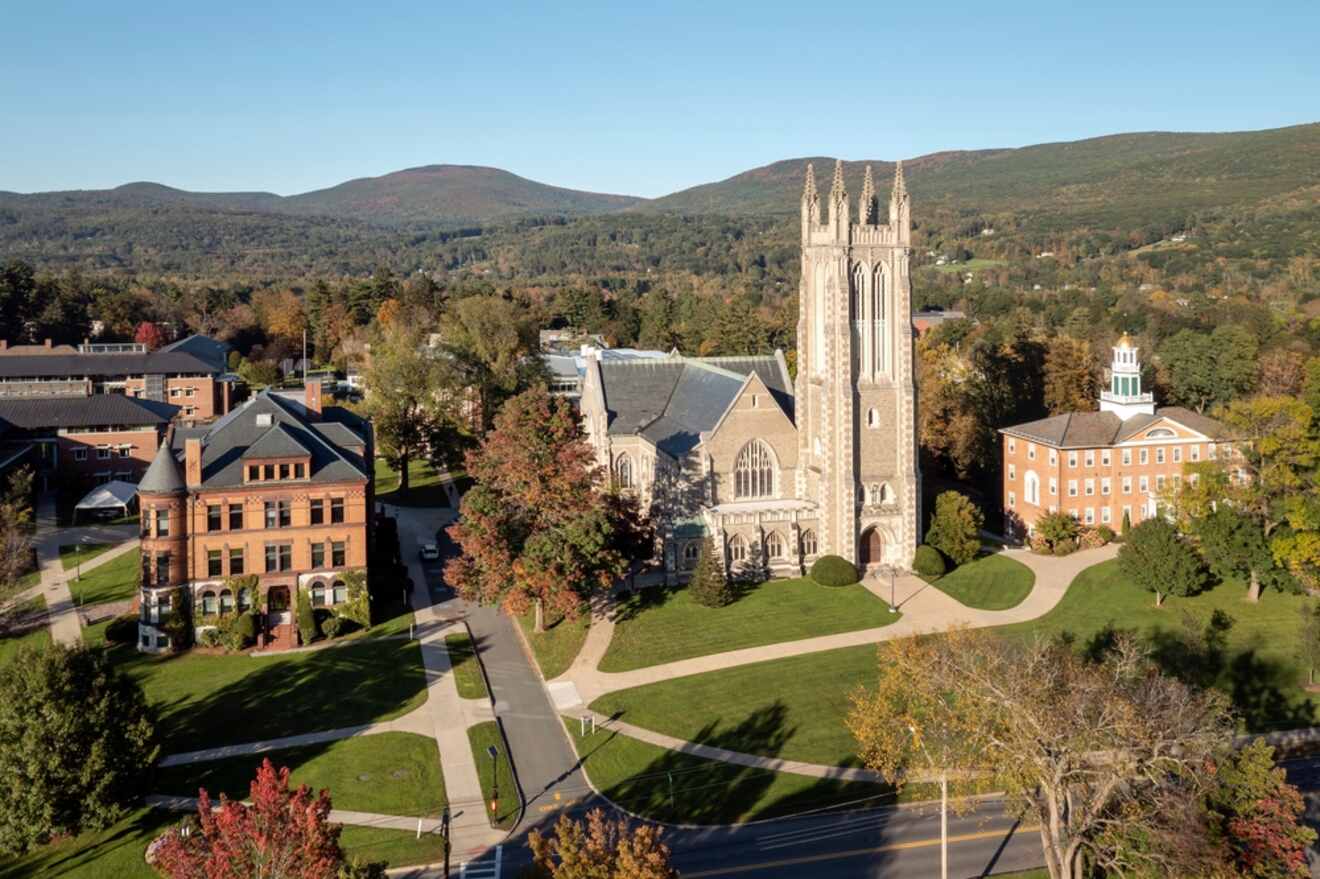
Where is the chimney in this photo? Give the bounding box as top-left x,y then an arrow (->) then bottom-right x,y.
43,338 -> 52,349
304,379 -> 322,419
184,438 -> 203,487
0,340 -> 7,351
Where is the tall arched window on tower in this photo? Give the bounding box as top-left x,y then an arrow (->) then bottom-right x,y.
872,265 -> 888,378
734,440 -> 776,499
614,453 -> 634,489
812,263 -> 829,376
851,265 -> 867,374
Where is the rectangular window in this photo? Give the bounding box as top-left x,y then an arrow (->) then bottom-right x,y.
1122,476 -> 1132,495
247,464 -> 260,482
156,508 -> 170,537
330,498 -> 344,524
265,544 -> 277,572
1122,449 -> 1132,466
186,387 -> 195,397
1084,507 -> 1095,525
279,463 -> 290,480
229,547 -> 244,576
311,542 -> 325,568
264,544 -> 293,573
155,551 -> 170,584
294,462 -> 305,479
1049,450 -> 1057,466
1123,504 -> 1133,523
97,445 -> 111,460
1008,491 -> 1016,508
1101,477 -> 1111,496
1190,445 -> 1200,462
309,498 -> 324,525
170,388 -> 181,398
1156,475 -> 1166,491
1068,479 -> 1078,497
1101,506 -> 1111,524
1008,464 -> 1016,481
331,541 -> 345,567
1085,479 -> 1095,496
1028,443 -> 1036,461
1139,449 -> 1148,465
1140,476 -> 1149,493
1049,477 -> 1057,496
1156,448 -> 1165,465
207,549 -> 222,577
1173,447 -> 1182,463
1101,450 -> 1111,466
1068,452 -> 1078,468
279,500 -> 290,528
279,544 -> 292,571
73,448 -> 87,461
1084,451 -> 1094,468
118,445 -> 132,458
265,501 -> 277,529
184,407 -> 194,417
229,503 -> 243,530
207,504 -> 221,532
263,464 -> 275,480
1008,438 -> 1016,454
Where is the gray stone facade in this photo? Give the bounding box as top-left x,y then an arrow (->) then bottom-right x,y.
579,162 -> 920,577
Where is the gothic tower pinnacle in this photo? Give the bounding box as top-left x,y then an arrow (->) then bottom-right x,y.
828,159 -> 848,231
889,160 -> 910,241
801,162 -> 820,229
859,164 -> 876,224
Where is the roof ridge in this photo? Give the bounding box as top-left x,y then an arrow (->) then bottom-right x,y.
264,392 -> 364,477
632,361 -> 687,435
683,360 -> 747,381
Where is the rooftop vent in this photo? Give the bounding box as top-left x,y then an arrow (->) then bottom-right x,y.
256,413 -> 273,427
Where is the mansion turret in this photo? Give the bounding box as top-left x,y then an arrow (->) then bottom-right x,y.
577,162 -> 921,579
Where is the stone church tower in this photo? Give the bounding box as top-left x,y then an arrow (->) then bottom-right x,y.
794,160 -> 920,568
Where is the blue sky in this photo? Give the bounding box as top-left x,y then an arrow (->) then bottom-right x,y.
2,0 -> 1316,198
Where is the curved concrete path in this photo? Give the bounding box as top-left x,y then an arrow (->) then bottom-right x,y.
556,544 -> 1118,708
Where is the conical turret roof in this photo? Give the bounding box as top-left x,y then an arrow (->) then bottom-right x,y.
138,442 -> 186,495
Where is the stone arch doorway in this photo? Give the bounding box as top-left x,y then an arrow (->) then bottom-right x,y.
859,527 -> 884,567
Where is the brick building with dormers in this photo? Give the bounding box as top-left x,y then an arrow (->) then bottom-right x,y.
135,382 -> 372,653
1000,335 -> 1230,537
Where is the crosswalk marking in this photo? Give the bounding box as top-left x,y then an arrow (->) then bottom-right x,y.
459,845 -> 502,878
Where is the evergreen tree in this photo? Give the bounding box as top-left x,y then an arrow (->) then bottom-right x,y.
924,491 -> 983,567
688,537 -> 732,608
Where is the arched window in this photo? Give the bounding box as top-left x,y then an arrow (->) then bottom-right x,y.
1024,470 -> 1041,506
333,581 -> 347,604
219,589 -> 234,614
879,482 -> 893,505
765,531 -> 784,560
851,266 -> 866,373
311,583 -> 326,607
682,542 -> 700,570
615,453 -> 634,489
1146,428 -> 1175,438
201,590 -> 217,615
812,263 -> 828,375
872,265 -> 888,377
734,440 -> 775,499
800,529 -> 818,556
728,535 -> 747,563
867,408 -> 879,428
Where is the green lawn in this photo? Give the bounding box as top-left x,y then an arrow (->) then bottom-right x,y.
926,552 -> 1035,611
592,559 -> 1320,769
0,807 -> 447,877
375,458 -> 452,508
60,542 -> 114,571
110,638 -> 427,753
445,632 -> 489,699
517,606 -> 590,680
69,549 -> 140,607
565,718 -> 896,825
0,596 -> 49,667
467,722 -> 520,830
154,732 -> 445,816
600,578 -> 899,673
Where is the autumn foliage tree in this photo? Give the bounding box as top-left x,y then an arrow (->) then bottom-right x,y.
527,808 -> 678,879
151,758 -> 360,879
1205,740 -> 1316,878
446,387 -> 651,629
133,320 -> 166,350
1042,335 -> 1098,415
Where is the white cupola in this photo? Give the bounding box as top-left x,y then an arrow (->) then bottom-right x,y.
1099,333 -> 1155,418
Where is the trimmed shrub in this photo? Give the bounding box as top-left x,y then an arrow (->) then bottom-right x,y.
1078,528 -> 1107,550
104,614 -> 139,645
1054,538 -> 1078,556
810,555 -> 859,587
1033,510 -> 1081,555
688,537 -> 733,608
1096,525 -> 1116,544
235,611 -> 257,646
322,615 -> 342,638
197,628 -> 222,648
296,594 -> 317,645
1120,509 -> 1132,541
912,545 -> 947,578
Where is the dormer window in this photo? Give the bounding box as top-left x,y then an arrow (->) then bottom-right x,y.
245,457 -> 311,483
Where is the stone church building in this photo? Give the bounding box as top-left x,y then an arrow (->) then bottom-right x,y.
579,161 -> 920,579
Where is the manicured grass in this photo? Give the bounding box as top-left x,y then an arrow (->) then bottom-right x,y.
60,541 -> 114,571
69,548 -> 140,606
925,552 -> 1035,611
600,577 -> 899,673
564,718 -> 896,825
445,632 -> 489,699
467,721 -> 520,830
12,569 -> 39,591
593,559 -> 1320,770
375,458 -> 452,508
154,732 -> 446,816
0,596 -> 49,667
517,606 -> 590,680
109,638 -> 427,753
0,807 -> 448,877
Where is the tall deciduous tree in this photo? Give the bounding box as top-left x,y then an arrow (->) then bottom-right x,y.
0,466 -> 34,625
847,628 -> 1234,879
0,643 -> 158,855
923,490 -> 983,567
252,289 -> 306,347
527,808 -> 678,879
1160,326 -> 1259,413
438,295 -> 541,432
1118,518 -> 1208,607
1205,740 -> 1316,878
151,759 -> 353,879
446,388 -> 651,629
1042,336 -> 1098,415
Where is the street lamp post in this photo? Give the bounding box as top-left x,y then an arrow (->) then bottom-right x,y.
486,744 -> 500,815
909,726 -> 947,879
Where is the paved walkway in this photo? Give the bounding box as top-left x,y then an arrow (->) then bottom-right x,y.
557,544 -> 1119,707
146,794 -> 450,833
158,710 -> 436,767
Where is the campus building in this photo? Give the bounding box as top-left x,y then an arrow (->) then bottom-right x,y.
578,162 -> 921,578
999,335 -> 1229,535
135,382 -> 372,653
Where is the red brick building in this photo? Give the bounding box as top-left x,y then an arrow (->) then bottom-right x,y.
136,383 -> 373,652
1000,336 -> 1230,536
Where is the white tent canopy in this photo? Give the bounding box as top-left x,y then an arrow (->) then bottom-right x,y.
75,480 -> 139,513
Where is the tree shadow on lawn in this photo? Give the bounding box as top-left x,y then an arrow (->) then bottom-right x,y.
0,808 -> 174,879
133,639 -> 427,754
609,576 -> 763,626
1073,613 -> 1316,732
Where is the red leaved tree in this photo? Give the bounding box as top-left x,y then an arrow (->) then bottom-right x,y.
446,387 -> 651,630
150,758 -> 345,879
134,321 -> 167,351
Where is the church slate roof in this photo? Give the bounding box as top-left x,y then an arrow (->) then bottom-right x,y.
169,390 -> 368,488
1002,406 -> 1226,448
600,353 -> 793,458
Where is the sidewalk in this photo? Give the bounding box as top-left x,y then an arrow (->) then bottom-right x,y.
158,710 -> 435,767
145,794 -> 450,833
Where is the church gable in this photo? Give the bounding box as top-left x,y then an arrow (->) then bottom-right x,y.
703,372 -> 799,505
